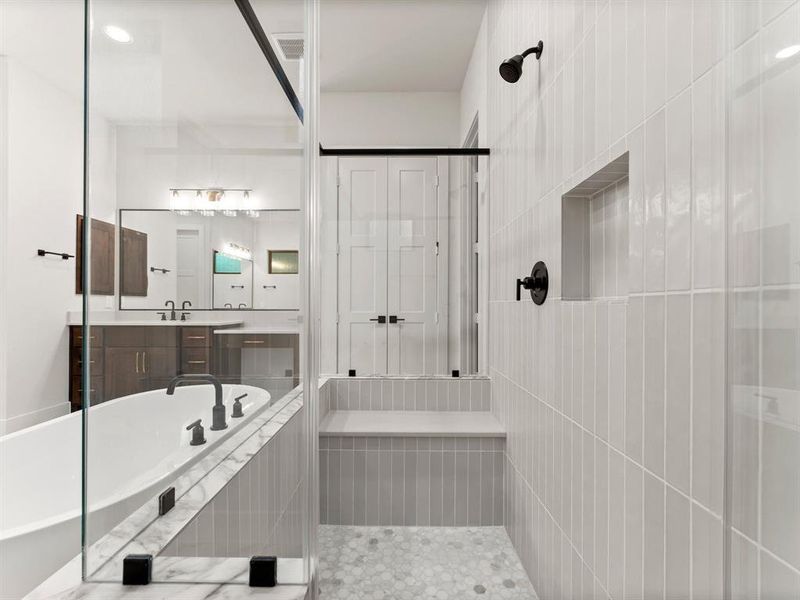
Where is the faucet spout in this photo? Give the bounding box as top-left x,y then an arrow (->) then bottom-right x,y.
166,374 -> 227,431
165,300 -> 177,321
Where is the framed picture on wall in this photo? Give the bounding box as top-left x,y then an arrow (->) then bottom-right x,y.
213,250 -> 242,274
268,250 -> 298,274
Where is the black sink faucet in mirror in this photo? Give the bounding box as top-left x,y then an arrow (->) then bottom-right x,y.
165,300 -> 176,321
166,374 -> 227,431
180,300 -> 192,321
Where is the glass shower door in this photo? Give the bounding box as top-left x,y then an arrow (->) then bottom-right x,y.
81,0 -> 316,587
726,2 -> 800,597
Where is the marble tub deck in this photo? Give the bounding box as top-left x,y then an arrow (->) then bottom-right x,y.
319,526 -> 537,600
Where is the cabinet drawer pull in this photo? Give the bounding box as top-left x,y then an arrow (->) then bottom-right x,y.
78,389 -> 97,393
135,351 -> 140,374
186,336 -> 206,340
243,340 -> 264,345
187,360 -> 206,365
143,351 -> 147,374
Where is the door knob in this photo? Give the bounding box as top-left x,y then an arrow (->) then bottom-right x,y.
389,315 -> 405,324
369,316 -> 387,324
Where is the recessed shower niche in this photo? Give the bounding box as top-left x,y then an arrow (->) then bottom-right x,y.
561,152 -> 629,300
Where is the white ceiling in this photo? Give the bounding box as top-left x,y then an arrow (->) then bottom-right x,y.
3,0 -> 486,124
320,0 -> 486,93
87,0 -> 303,124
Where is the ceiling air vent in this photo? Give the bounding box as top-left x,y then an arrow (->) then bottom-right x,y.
270,33 -> 304,61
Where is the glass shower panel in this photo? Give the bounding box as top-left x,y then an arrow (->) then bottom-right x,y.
320,154 -> 484,376
82,0 -> 310,584
726,2 -> 800,597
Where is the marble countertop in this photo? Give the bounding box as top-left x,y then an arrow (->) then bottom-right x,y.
26,559 -> 306,600
319,410 -> 506,437
28,583 -> 307,600
67,316 -> 244,327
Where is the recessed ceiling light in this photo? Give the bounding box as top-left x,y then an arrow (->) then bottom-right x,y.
776,44 -> 800,59
104,25 -> 132,44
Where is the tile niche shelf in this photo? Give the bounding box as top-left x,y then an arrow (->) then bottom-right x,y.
562,152 -> 630,300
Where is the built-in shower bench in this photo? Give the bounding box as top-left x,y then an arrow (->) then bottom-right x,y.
318,376 -> 506,527
319,409 -> 505,438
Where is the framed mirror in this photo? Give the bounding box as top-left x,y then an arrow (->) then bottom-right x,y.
119,209 -> 300,311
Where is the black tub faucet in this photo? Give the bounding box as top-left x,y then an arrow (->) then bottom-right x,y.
166,374 -> 227,431
232,393 -> 247,418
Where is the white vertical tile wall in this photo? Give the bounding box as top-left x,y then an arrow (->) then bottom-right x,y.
320,436 -> 504,527
323,376 -> 491,412
480,0 -> 800,598
161,410 -> 304,559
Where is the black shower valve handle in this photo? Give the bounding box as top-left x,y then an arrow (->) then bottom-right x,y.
516,261 -> 549,305
516,276 -> 535,301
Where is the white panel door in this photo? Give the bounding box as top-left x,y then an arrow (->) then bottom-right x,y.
337,158 -> 389,375
176,229 -> 202,307
387,157 -> 443,374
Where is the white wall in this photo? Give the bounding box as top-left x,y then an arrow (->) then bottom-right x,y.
252,211 -> 300,310
0,0 -> 116,433
458,6 -> 488,146
115,124 -> 302,212
320,92 -> 461,147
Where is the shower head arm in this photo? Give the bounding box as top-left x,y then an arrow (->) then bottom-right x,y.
521,41 -> 544,61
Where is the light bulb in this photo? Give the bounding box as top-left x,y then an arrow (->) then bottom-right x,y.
104,25 -> 132,44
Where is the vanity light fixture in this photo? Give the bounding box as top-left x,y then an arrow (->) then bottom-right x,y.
104,24 -> 133,44
168,188 -> 253,215
221,242 -> 252,261
776,44 -> 800,59
169,190 -> 191,215
242,191 -> 260,218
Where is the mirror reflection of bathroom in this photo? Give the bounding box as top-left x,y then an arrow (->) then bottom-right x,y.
118,209 -> 301,311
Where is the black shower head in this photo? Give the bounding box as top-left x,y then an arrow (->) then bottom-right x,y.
499,41 -> 544,83
499,55 -> 524,83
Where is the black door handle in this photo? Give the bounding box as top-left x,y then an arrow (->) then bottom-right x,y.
369,316 -> 387,324
389,315 -> 405,324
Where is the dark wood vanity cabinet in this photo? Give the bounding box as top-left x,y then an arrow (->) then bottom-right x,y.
103,327 -> 178,398
70,326 -> 179,409
214,333 -> 300,388
69,327 -> 105,410
68,324 -> 234,411
120,227 -> 148,296
75,216 -> 116,296
180,327 -> 213,375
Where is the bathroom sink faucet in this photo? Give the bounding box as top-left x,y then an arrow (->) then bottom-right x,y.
180,301 -> 192,322
166,374 -> 227,431
165,300 -> 176,321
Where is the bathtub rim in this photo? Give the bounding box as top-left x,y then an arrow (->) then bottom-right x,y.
84,381 -> 316,579
0,384 -> 271,543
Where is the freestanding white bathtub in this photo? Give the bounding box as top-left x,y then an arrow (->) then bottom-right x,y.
0,384 -> 270,599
